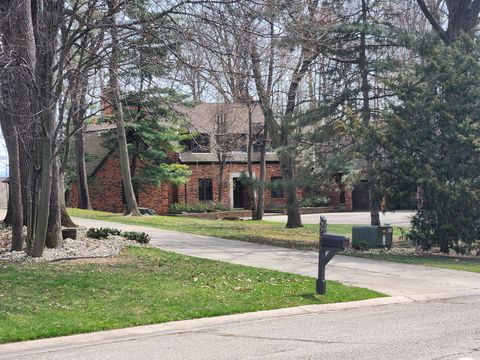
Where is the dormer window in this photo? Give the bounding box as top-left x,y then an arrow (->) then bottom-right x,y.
215,133 -> 247,152
216,112 -> 227,133
183,133 -> 210,153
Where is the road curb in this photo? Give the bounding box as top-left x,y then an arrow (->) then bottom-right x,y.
3,289 -> 480,359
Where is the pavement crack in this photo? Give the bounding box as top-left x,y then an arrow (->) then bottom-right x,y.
202,330 -> 381,346
328,264 -> 402,277
429,347 -> 480,360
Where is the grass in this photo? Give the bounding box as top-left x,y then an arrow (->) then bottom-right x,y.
68,208 -> 406,250
0,247 -> 383,343
343,252 -> 480,273
68,208 -> 480,274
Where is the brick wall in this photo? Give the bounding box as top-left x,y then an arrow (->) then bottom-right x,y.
138,183 -> 171,214
72,149 -> 364,214
177,162 -> 287,209
70,152 -> 127,213
329,188 -> 353,211
70,151 -> 172,214
70,156 -> 290,214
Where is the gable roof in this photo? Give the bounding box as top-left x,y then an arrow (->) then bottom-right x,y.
85,123 -> 116,133
84,124 -> 115,176
174,103 -> 265,134
83,102 -> 274,175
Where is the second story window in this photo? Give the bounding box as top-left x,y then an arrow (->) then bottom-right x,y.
216,112 -> 227,133
215,133 -> 248,152
237,134 -> 247,152
183,134 -> 210,153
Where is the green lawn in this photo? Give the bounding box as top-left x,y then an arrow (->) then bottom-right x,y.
68,208 -> 480,273
0,247 -> 383,343
343,252 -> 480,273
68,208 -> 405,250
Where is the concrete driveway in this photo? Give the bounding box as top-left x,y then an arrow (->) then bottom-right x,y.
70,216 -> 479,297
263,210 -> 415,227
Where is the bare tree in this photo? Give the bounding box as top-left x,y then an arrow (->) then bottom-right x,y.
417,0 -> 480,44
106,0 -> 140,215
179,1 -> 333,227
69,62 -> 92,210
0,0 -> 37,251
249,1 -> 328,228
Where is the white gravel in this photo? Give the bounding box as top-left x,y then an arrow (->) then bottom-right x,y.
0,227 -> 147,263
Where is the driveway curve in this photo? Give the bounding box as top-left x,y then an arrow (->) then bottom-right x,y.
73,216 -> 480,298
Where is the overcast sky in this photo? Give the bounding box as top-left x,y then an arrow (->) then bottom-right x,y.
0,134 -> 8,177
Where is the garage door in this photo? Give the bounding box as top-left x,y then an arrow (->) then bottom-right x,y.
352,187 -> 370,211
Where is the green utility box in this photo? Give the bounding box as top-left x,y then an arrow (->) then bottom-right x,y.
352,226 -> 393,250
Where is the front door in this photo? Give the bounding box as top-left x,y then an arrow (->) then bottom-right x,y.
233,178 -> 244,208
352,181 -> 370,211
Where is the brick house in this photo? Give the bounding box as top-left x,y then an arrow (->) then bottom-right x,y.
69,103 -> 357,214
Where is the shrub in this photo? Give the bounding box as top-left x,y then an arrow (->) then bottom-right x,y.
86,227 -> 122,239
300,195 -> 330,208
122,231 -> 151,244
87,227 -> 151,244
168,202 -> 223,214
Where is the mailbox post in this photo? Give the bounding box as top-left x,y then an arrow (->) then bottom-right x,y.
316,216 -> 349,295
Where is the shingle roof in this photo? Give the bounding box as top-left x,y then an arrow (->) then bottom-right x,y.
179,152 -> 278,163
83,103 -> 276,174
173,103 -> 265,134
84,125 -> 114,176
85,123 -> 117,133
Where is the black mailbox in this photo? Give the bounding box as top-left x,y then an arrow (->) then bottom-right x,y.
316,216 -> 350,295
321,234 -> 349,250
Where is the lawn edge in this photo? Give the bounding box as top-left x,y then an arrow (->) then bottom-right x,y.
2,289 -> 480,358
69,212 -> 479,273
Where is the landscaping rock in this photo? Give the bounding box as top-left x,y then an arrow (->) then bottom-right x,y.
0,227 -> 149,263
138,207 -> 156,215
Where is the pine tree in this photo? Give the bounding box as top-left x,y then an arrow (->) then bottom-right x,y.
381,36 -> 480,254
122,90 -> 191,192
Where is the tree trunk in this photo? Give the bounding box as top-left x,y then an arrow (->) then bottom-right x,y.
73,74 -> 92,210
25,151 -> 38,255
360,0 -> 380,226
46,158 -> 61,248
417,0 -> 480,45
30,0 -> 64,257
279,154 -> 303,228
0,0 -> 36,227
59,172 -> 76,227
31,130 -> 54,257
130,150 -> 139,199
59,105 -> 76,228
247,107 -> 258,219
251,38 -> 306,228
0,0 -> 36,249
107,0 -> 140,216
369,187 -> 381,226
255,126 -> 267,221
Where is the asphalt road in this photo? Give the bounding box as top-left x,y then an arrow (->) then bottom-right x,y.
263,210 -> 415,227
2,294 -> 479,360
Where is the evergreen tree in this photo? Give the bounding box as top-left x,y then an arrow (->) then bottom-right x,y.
381,36 -> 480,254
122,91 -> 191,192
105,0 -> 191,198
